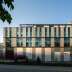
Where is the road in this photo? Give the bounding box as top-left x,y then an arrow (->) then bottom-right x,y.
0,64 -> 72,72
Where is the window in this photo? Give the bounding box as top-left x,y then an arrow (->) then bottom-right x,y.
35,37 -> 41,47
45,28 -> 47,37
49,27 -> 51,37
16,38 -> 21,47
40,27 -> 41,37
26,37 -> 32,47
30,27 -> 32,37
64,27 -> 66,37
58,27 -> 60,37
9,28 -> 11,37
16,27 -> 19,37
35,27 -> 41,37
54,37 -> 60,47
26,27 -> 28,37
5,28 -> 7,37
20,27 -> 23,35
54,27 -> 56,37
45,37 -> 51,47
6,38 -> 11,47
64,37 -> 70,47
68,27 -> 70,37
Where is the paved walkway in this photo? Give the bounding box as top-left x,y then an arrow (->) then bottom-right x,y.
0,64 -> 72,72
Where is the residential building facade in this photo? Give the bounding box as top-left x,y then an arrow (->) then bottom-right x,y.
3,24 -> 72,62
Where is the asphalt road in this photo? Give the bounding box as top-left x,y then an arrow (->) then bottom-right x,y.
0,64 -> 72,72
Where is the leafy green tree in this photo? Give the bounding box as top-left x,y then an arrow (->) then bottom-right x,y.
0,0 -> 14,24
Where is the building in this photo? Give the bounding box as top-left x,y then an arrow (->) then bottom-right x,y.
3,24 -> 72,62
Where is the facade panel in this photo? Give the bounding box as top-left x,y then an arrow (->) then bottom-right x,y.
4,24 -> 72,63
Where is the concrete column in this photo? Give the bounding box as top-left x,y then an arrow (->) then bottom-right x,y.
51,38 -> 54,47
11,28 -> 16,47
51,27 -> 54,47
18,27 -> 21,37
60,27 -> 64,61
32,27 -> 35,47
47,27 -> 49,37
3,28 -> 6,47
51,48 -> 55,62
22,27 -> 26,37
51,27 -> 54,37
35,48 -> 42,61
37,27 -> 40,37
60,26 -> 64,47
42,48 -> 45,63
41,27 -> 45,62
66,27 -> 68,37
70,26 -> 72,37
41,27 -> 45,47
32,27 -> 36,60
45,48 -> 51,62
22,28 -> 26,47
70,26 -> 72,47
60,48 -> 64,62
27,27 -> 30,37
26,48 -> 32,59
7,27 -> 10,37
56,26 -> 59,37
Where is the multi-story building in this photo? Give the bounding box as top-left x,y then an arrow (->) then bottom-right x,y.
3,24 -> 72,62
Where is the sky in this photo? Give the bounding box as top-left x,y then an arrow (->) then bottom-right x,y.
0,0 -> 72,43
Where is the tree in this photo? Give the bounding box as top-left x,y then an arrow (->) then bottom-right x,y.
0,0 -> 14,24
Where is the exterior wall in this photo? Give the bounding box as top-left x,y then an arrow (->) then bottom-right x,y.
4,24 -> 72,62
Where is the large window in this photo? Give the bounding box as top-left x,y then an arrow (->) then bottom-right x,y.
26,37 -> 32,47
6,38 -> 11,47
45,28 -> 47,37
35,37 -> 41,47
64,27 -> 66,37
64,37 -> 70,47
45,37 -> 51,47
49,27 -> 51,37
30,27 -> 32,37
68,27 -> 70,37
26,27 -> 32,37
9,28 -> 11,37
54,37 -> 60,47
16,38 -> 21,47
35,27 -> 41,37
16,27 -> 19,37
